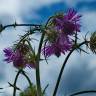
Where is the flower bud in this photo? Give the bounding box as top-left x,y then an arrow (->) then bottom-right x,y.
17,43 -> 30,55
19,85 -> 44,96
90,32 -> 96,54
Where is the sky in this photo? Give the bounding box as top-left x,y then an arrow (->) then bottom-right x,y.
0,0 -> 96,96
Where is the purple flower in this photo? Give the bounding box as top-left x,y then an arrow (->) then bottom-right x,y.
3,47 -> 36,69
3,48 -> 26,68
53,8 -> 81,35
3,48 -> 15,63
13,57 -> 26,68
42,9 -> 81,57
42,33 -> 72,57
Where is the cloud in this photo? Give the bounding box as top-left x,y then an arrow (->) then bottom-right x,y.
0,0 -> 20,19
81,12 -> 96,32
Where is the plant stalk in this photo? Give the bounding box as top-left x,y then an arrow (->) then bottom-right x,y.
53,41 -> 89,96
36,28 -> 45,96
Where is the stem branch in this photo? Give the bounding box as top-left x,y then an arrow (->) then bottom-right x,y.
21,70 -> 32,87
3,24 -> 41,30
53,41 -> 89,96
13,69 -> 22,96
69,90 -> 96,96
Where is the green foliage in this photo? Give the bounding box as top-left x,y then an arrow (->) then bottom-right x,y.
90,31 -> 96,54
19,84 -> 44,96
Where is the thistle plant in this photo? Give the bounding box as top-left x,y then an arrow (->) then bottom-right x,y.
19,84 -> 44,96
0,8 -> 96,96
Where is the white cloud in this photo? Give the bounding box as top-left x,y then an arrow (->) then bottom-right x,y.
0,0 -> 60,18
82,11 -> 96,32
0,0 -> 20,17
18,0 -> 61,20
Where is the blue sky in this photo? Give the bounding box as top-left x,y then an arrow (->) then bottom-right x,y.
0,0 -> 96,96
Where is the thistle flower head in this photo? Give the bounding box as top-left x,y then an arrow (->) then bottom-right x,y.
50,8 -> 82,36
16,43 -> 30,55
3,43 -> 36,69
25,52 -> 36,68
42,33 -> 72,57
42,9 -> 81,58
45,28 -> 58,43
90,32 -> 96,54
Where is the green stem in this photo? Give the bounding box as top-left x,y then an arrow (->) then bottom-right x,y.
69,90 -> 96,96
3,23 -> 41,30
35,16 -> 52,95
15,28 -> 40,50
13,69 -> 22,96
25,39 -> 34,53
13,69 -> 33,96
36,28 -> 45,96
21,70 -> 32,87
19,28 -> 40,43
53,41 -> 89,96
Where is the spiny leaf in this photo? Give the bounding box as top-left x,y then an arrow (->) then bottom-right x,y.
78,48 -> 89,54
0,24 -> 4,33
13,21 -> 17,28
